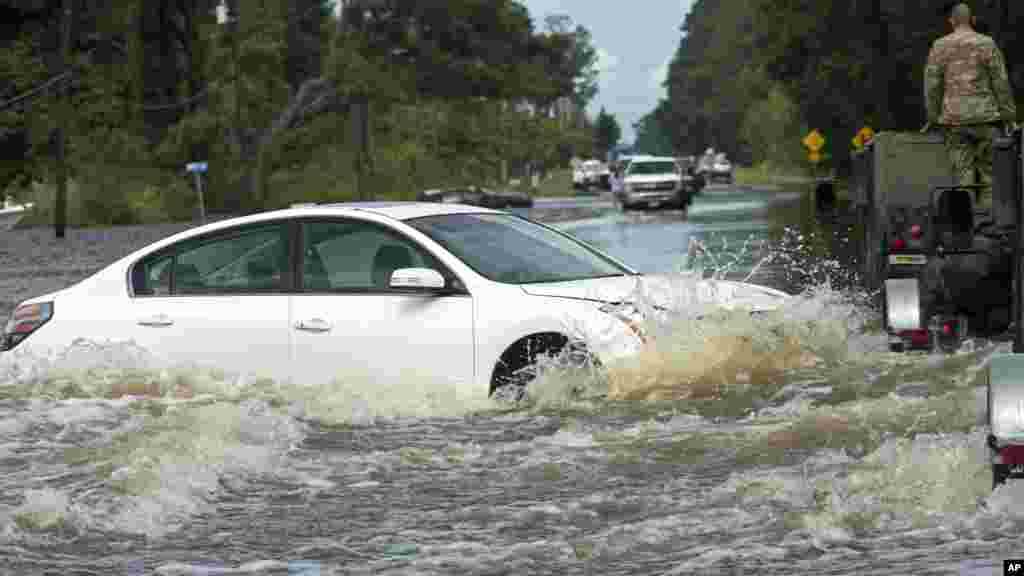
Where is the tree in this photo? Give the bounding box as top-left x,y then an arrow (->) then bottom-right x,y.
651,0 -> 1022,176
0,0 -> 602,223
594,107 -> 620,158
633,102 -> 674,156
570,25 -> 599,110
541,14 -> 599,110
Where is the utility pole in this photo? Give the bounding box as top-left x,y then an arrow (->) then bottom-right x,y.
53,0 -> 73,239
344,0 -> 372,201
224,0 -> 243,213
869,0 -> 890,129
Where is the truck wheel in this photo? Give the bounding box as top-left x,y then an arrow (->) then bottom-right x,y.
993,464 -> 1009,489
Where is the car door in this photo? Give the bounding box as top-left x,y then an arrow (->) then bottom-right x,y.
128,220 -> 294,384
289,218 -> 475,390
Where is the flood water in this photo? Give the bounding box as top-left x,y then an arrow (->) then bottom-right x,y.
1,185 -> 1021,575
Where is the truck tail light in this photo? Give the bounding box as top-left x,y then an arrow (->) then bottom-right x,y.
890,237 -> 906,250
998,444 -> 1024,466
2,302 -> 53,351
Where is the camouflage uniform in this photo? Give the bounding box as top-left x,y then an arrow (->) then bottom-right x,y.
925,28 -> 1016,213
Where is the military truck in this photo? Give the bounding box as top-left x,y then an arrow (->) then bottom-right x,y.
848,127 -> 1023,487
848,129 -> 1020,352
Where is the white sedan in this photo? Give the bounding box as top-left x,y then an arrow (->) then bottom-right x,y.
1,202 -> 790,395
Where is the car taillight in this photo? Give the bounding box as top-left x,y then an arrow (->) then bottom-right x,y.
2,301 -> 53,351
890,238 -> 906,250
910,224 -> 923,239
942,322 -> 953,335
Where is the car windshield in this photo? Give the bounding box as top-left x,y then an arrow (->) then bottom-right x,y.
405,213 -> 633,284
626,161 -> 678,175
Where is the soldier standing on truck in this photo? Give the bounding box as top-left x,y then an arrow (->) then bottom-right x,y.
924,3 -> 1017,228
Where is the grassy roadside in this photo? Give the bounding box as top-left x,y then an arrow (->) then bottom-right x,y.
733,162 -> 815,187
734,162 -> 853,202
507,168 -> 581,198
10,164 -> 588,230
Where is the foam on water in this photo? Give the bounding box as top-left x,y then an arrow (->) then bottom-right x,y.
0,341 -> 324,539
587,283 -> 881,405
281,369 -> 501,426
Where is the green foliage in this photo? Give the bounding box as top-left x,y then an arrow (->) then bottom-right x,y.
0,0 -> 598,227
740,82 -> 806,169
594,108 -> 621,159
648,0 -> 1023,176
633,103 -> 674,156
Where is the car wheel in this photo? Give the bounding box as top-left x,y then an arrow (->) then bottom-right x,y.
490,334 -> 596,400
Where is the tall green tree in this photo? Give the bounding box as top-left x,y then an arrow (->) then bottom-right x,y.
633,102 -> 674,156
651,0 -> 1022,176
594,107 -> 620,159
1,0 -> 609,223
540,13 -> 599,112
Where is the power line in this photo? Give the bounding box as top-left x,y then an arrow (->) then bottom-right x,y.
0,72 -> 73,112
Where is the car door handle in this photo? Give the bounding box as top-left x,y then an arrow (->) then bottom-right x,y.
137,313 -> 174,327
294,318 -> 332,333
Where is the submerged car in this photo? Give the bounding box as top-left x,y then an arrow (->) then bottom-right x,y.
573,160 -> 610,190
710,153 -> 733,184
1,202 -> 789,396
417,186 -> 533,209
1,198 -> 34,233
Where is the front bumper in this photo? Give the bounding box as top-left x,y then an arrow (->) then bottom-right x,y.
621,191 -> 680,207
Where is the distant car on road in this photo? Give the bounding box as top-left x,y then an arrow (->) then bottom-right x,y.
616,156 -> 692,210
1,202 -> 789,399
676,157 -> 706,194
710,153 -> 733,184
0,198 -> 34,233
573,160 -> 610,190
417,186 -> 533,209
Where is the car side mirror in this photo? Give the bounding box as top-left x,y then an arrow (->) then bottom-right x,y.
389,267 -> 447,290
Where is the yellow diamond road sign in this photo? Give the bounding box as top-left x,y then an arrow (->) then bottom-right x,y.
808,150 -> 822,163
803,129 -> 825,152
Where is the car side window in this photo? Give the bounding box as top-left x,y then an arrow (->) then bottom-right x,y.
174,224 -> 288,294
301,220 -> 459,292
132,223 -> 289,296
135,254 -> 174,296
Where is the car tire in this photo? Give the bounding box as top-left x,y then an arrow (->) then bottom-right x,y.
490,334 -> 596,400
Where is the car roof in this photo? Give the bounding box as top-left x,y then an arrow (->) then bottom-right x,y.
294,201 -> 504,220
629,156 -> 677,163
108,201 -> 506,267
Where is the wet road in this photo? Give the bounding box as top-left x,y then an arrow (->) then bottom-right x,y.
1,183 -> 1021,575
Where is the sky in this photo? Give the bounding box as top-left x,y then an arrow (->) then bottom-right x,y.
519,0 -> 696,144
